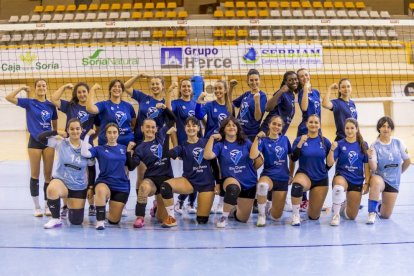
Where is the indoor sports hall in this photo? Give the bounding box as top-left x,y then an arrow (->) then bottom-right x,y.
0,0 -> 414,275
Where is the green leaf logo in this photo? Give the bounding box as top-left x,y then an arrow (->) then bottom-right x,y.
89,49 -> 104,59
19,52 -> 37,65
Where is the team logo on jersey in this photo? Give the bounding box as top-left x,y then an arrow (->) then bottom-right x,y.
348,151 -> 358,166
182,105 -> 187,110
303,142 -> 308,147
150,144 -> 163,160
188,110 -> 195,117
120,148 -> 125,154
78,111 -> 89,124
342,146 -> 347,151
192,147 -> 204,165
40,110 -> 51,123
350,106 -> 357,118
239,102 -> 249,118
275,146 -> 285,161
314,101 -> 320,114
230,149 -> 242,165
218,113 -> 227,124
147,106 -> 160,119
115,111 -> 127,126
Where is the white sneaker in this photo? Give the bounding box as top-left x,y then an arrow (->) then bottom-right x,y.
257,214 -> 266,227
330,214 -> 340,226
44,205 -> 52,216
121,207 -> 128,217
283,200 -> 292,212
214,202 -> 224,214
44,218 -> 62,229
60,206 -> 68,219
174,201 -> 184,215
186,203 -> 197,214
34,208 -> 43,217
366,212 -> 376,225
96,220 -> 105,230
216,216 -> 228,228
291,213 -> 301,226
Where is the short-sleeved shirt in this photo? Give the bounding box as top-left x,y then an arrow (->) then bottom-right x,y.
330,98 -> 357,140
60,100 -> 96,143
261,91 -> 295,135
95,100 -> 135,146
233,91 -> 267,138
371,138 -> 409,189
171,98 -> 201,145
297,89 -> 321,136
195,101 -> 232,138
89,144 -> 130,192
213,139 -> 257,189
292,135 -> 331,181
334,139 -> 368,185
17,98 -> 58,141
258,136 -> 292,181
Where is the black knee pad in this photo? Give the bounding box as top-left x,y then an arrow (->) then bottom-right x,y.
108,219 -> 120,225
30,178 -> 39,197
224,184 -> 240,206
196,216 -> 209,224
160,182 -> 173,200
68,208 -> 84,225
308,215 -> 320,220
291,183 -> 304,198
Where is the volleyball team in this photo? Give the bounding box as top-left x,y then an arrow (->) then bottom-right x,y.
6,68 -> 411,230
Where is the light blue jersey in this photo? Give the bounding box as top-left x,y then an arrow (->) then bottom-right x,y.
49,137 -> 91,191
371,138 -> 409,189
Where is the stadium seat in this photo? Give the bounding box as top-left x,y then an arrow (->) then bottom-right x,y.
376,29 -> 388,39
167,2 -> 177,9
258,2 -> 268,9
268,1 -> 279,9
353,28 -> 365,38
270,10 -> 280,17
296,29 -> 307,37
144,3 -> 155,9
261,29 -> 272,37
109,11 -> 120,20
152,30 -> 163,38
86,12 -> 97,21
342,28 -> 353,37
81,32 -> 92,40
345,2 -> 355,9
291,2 -> 301,9
104,31 -> 116,39
120,11 -> 131,20
8,16 -> 19,23
281,10 -> 292,18
319,28 -> 330,38
355,2 -> 366,9
97,12 -> 108,20
155,11 -> 165,19
236,10 -> 247,17
128,30 -> 140,39
45,33 -> 56,41
380,11 -> 390,19
11,33 -> 22,42
165,30 -> 175,38
34,6 -> 44,13
303,10 -> 315,18
236,1 -> 246,8
30,14 -> 41,22
132,12 -> 142,19
99,3 -> 109,11
66,5 -> 77,12
68,32 -> 80,40
247,2 -> 257,8
387,29 -> 398,39
156,2 -> 166,10
44,5 -> 55,13
213,29 -> 224,38
214,10 -> 224,18
1,33 -> 11,43
249,29 -> 260,37
22,33 -> 34,42
62,13 -> 74,21
314,10 -> 325,18
167,11 -> 177,18
226,29 -> 236,38
133,3 -> 143,10
247,10 -> 258,17
280,1 -> 290,9
143,11 -> 154,19
89,4 -> 98,11
74,13 -> 86,21
330,28 -> 342,38
225,10 -> 235,18
224,1 -> 234,8
57,32 -> 68,40
259,10 -> 269,18
237,29 -> 248,37
76,4 -> 87,12
334,2 -> 345,9
292,10 -> 303,18
369,11 -> 380,18
326,10 -> 337,18
176,29 -> 187,38
122,3 -> 132,10
272,28 -> 283,37
358,10 -> 369,18
40,13 -> 52,22
313,2 -> 323,9
92,31 -> 103,39
347,10 -> 358,18
178,11 -> 188,18
117,31 -> 128,39
308,28 -> 319,37
336,10 -> 348,18
19,15 -> 30,23
301,1 -> 312,9
323,1 -> 334,9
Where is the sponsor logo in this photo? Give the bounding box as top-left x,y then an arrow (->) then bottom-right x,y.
82,49 -> 139,66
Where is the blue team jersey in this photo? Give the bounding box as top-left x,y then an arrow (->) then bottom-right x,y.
334,139 -> 368,185
132,126 -> 173,178
258,136 -> 292,181
330,98 -> 358,140
297,89 -> 321,136
89,144 -> 130,192
132,89 -> 165,143
49,138 -> 90,191
292,135 -> 331,181
60,100 -> 96,143
195,101 -> 231,138
371,138 -> 409,189
169,138 -> 215,188
261,91 -> 295,135
233,91 -> 267,138
171,99 -> 200,145
17,98 -> 58,142
95,100 -> 135,146
213,139 -> 257,189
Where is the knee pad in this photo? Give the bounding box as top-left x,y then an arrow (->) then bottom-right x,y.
256,182 -> 269,197
30,178 -> 39,197
68,208 -> 85,225
332,185 -> 345,205
160,182 -> 173,200
291,183 -> 304,198
196,216 -> 209,224
108,219 -> 120,225
224,184 -> 240,206
308,215 -> 319,220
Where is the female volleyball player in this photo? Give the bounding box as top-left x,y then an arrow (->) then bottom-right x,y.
250,116 -> 293,227
322,79 -> 358,141
327,118 -> 370,226
6,79 -> 57,217
81,124 -> 134,230
128,103 -> 176,228
39,119 -> 91,229
290,115 -> 331,226
366,116 -> 411,224
51,82 -> 98,216
159,117 -> 215,228
204,117 -> 258,228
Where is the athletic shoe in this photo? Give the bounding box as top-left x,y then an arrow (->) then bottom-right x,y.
60,206 -> 68,219
44,205 -> 52,216
216,216 -> 228,228
257,214 -> 266,227
283,200 -> 292,212
330,214 -> 340,226
44,218 -> 62,229
366,212 -> 377,225
161,216 -> 177,228
33,208 -> 43,217
133,216 -> 145,228
96,220 -> 105,230
150,200 -> 157,218
299,200 -> 309,212
121,206 -> 128,217
88,205 -> 96,216
174,200 -> 184,215
291,213 -> 301,226
213,202 -> 223,214
186,203 -> 197,214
